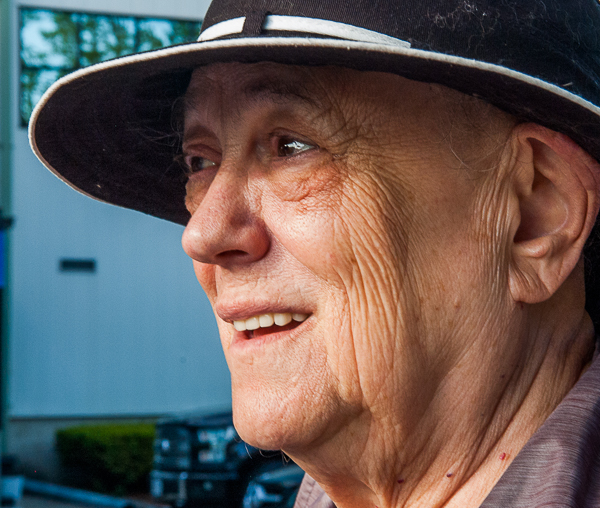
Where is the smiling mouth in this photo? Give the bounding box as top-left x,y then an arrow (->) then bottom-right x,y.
233,312 -> 309,339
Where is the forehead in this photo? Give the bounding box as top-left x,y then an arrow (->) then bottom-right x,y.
182,62 -> 454,143
184,62 -> 328,118
187,62 -> 319,103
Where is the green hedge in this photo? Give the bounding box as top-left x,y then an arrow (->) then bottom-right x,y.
56,423 -> 155,495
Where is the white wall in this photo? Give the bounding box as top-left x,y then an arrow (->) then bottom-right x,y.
8,0 -> 230,418
18,0 -> 211,19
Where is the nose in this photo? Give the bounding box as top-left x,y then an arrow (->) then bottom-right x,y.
181,168 -> 270,269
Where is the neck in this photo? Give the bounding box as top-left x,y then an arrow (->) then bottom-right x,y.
285,279 -> 595,508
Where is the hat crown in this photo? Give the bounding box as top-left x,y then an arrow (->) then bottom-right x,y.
200,0 -> 600,99
201,0 -> 600,44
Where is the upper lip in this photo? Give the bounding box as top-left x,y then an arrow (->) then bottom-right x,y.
215,299 -> 313,324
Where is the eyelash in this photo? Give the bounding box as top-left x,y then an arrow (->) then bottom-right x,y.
185,155 -> 216,174
175,154 -> 216,176
275,136 -> 316,158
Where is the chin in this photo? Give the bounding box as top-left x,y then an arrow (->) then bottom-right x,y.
230,371 -> 355,456
231,386 -> 307,451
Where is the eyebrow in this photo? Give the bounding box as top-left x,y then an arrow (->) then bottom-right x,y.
242,78 -> 319,108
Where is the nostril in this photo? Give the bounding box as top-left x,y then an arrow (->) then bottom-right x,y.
215,249 -> 259,263
218,249 -> 248,257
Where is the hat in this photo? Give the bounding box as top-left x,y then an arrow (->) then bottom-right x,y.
28,0 -> 600,324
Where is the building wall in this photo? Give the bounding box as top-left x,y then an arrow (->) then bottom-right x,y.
18,0 -> 209,19
6,0 -> 226,477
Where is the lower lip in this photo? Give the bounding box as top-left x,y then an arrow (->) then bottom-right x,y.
229,317 -> 313,351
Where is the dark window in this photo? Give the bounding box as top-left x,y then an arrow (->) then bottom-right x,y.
59,258 -> 96,273
20,8 -> 202,125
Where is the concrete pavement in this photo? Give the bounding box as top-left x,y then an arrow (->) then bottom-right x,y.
22,479 -> 170,508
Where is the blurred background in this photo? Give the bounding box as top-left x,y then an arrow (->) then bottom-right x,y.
0,0 -> 231,485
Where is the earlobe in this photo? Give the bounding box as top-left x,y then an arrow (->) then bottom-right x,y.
508,124 -> 600,304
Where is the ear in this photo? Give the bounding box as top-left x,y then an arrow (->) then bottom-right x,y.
508,123 -> 600,304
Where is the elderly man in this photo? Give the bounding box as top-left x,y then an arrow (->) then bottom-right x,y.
30,1 -> 600,507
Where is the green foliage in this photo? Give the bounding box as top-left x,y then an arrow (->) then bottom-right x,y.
56,423 -> 155,496
40,11 -> 78,65
19,7 -> 202,124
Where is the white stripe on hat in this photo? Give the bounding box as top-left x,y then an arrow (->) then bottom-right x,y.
198,14 -> 411,47
199,17 -> 246,41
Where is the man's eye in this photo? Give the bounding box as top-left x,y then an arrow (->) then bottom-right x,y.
277,138 -> 315,157
183,155 -> 217,174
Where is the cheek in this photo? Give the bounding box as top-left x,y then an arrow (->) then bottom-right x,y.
184,173 -> 212,215
192,261 -> 217,301
264,165 -> 411,315
264,156 -> 341,202
262,168 -> 353,282
264,173 -> 409,374
192,262 -> 234,351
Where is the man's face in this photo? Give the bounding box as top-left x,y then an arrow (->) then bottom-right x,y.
182,62 -> 515,456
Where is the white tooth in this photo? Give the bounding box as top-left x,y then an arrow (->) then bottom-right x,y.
274,313 -> 292,326
259,314 -> 274,328
233,320 -> 247,332
292,313 -> 308,322
245,316 -> 260,330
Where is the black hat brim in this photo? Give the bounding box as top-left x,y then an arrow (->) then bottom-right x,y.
29,36 -> 600,226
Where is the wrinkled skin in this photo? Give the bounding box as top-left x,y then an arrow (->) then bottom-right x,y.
181,63 -> 597,508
